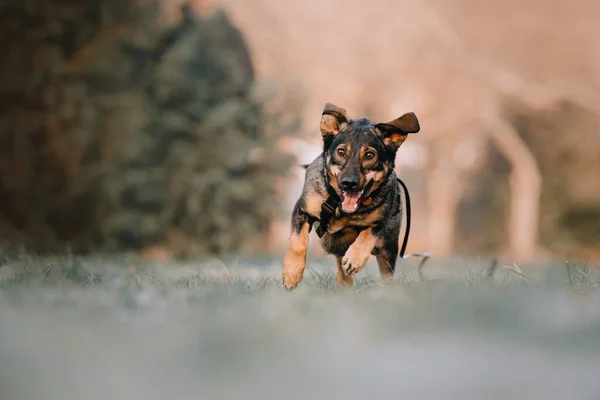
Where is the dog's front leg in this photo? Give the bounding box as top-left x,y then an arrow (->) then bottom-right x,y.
341,227 -> 379,276
282,203 -> 312,290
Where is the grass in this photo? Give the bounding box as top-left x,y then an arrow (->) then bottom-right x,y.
1,250 -> 600,400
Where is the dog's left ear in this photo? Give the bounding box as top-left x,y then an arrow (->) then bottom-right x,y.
375,112 -> 420,151
320,102 -> 349,138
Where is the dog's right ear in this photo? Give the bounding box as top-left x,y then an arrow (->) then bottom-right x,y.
320,103 -> 349,138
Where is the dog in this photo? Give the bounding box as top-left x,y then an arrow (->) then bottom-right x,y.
282,102 -> 420,290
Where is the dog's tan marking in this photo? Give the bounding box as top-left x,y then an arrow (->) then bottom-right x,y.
320,115 -> 340,137
376,112 -> 420,151
365,165 -> 389,197
321,226 -> 360,250
282,222 -> 310,290
336,256 -> 354,286
357,207 -> 385,226
325,218 -> 345,234
325,207 -> 385,234
341,227 -> 377,275
327,170 -> 341,194
365,170 -> 384,183
383,134 -> 407,149
303,191 -> 327,217
374,234 -> 384,250
329,164 -> 341,177
360,145 -> 379,165
320,103 -> 349,137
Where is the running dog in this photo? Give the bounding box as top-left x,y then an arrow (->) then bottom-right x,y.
282,103 -> 420,290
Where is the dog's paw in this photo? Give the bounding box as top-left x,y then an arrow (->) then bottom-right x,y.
282,273 -> 302,291
342,246 -> 371,276
282,253 -> 306,290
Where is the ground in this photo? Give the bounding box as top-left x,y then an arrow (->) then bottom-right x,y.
0,251 -> 599,399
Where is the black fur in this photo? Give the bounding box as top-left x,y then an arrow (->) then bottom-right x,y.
283,104 -> 419,289
291,117 -> 404,271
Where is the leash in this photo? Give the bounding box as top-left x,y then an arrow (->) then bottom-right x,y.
395,178 -> 431,270
395,177 -> 411,258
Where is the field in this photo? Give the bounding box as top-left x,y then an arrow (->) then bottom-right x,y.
1,251 -> 599,400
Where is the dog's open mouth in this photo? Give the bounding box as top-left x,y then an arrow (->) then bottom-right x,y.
340,189 -> 364,214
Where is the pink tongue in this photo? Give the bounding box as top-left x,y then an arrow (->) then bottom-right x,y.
342,191 -> 361,213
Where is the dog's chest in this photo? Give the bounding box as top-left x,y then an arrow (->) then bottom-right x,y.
325,214 -> 369,235
318,222 -> 361,256
325,205 -> 385,235
326,216 -> 351,234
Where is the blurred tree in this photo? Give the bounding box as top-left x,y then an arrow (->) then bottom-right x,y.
0,0 -> 301,258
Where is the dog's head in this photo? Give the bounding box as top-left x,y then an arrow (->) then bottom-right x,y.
319,102 -> 420,214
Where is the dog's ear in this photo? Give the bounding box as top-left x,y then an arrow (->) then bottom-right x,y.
320,103 -> 349,138
375,112 -> 420,151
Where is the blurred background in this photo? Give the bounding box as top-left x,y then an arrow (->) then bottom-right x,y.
1,0 -> 599,263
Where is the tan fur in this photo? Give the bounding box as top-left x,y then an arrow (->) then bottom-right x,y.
360,146 -> 378,162
365,165 -> 389,197
383,134 -> 407,149
360,207 -> 386,226
320,114 -> 340,136
324,218 -> 346,235
326,207 -> 385,235
364,170 -> 385,183
327,170 -> 341,195
282,222 -> 310,289
321,227 -> 360,251
304,191 -> 327,217
320,103 -> 349,137
341,227 -> 377,275
336,256 -> 354,286
329,164 -> 341,177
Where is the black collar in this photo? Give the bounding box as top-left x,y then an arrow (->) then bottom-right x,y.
315,194 -> 339,238
316,164 -> 341,238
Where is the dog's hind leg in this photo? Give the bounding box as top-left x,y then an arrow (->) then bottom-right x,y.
376,239 -> 399,282
336,256 -> 354,287
282,202 -> 312,290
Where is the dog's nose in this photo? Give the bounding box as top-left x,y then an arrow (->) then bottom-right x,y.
341,176 -> 359,191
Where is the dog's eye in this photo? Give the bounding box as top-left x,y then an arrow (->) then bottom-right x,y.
364,151 -> 376,160
337,148 -> 346,157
